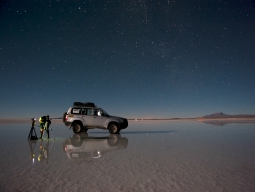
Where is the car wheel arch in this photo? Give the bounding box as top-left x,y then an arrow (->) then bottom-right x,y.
72,120 -> 84,133
107,121 -> 119,128
72,120 -> 83,126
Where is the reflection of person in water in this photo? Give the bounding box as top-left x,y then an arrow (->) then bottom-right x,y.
28,140 -> 37,163
38,139 -> 50,163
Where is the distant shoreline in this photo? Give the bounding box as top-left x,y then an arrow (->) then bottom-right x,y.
0,118 -> 64,124
128,117 -> 255,121
1,117 -> 255,124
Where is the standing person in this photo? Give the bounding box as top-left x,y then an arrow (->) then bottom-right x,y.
44,115 -> 51,139
39,116 -> 46,139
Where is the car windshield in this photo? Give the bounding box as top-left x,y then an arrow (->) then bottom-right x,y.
100,109 -> 109,116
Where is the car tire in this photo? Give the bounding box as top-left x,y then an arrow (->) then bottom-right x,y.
108,123 -> 120,134
72,122 -> 82,133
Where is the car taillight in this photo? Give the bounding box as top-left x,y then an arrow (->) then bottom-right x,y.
65,116 -> 68,121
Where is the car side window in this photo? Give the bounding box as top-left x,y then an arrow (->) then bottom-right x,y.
82,108 -> 92,116
71,108 -> 82,115
93,109 -> 99,116
81,108 -> 86,115
87,108 -> 92,115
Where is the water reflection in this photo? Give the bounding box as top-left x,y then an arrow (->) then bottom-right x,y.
63,133 -> 128,162
28,139 -> 55,164
88,130 -> 175,134
28,140 -> 37,163
201,120 -> 255,126
4,122 -> 255,191
121,130 -> 175,134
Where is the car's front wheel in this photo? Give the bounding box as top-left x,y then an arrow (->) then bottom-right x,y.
72,122 -> 82,133
108,123 -> 120,134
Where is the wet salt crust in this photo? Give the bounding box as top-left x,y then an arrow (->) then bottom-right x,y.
0,120 -> 255,192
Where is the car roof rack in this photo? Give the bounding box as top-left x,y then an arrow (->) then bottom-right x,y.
73,102 -> 97,107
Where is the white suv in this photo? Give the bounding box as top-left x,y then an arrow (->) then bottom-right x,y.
63,102 -> 128,134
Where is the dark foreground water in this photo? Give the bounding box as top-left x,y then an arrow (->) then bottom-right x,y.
0,120 -> 255,192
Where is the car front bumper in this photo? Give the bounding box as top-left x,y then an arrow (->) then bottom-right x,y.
120,119 -> 128,129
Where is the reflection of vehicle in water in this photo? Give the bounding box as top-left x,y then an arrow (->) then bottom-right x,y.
63,133 -> 128,162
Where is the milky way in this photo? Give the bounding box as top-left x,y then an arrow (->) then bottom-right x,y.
0,0 -> 254,118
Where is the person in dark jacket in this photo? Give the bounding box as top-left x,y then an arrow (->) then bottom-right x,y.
44,115 -> 51,139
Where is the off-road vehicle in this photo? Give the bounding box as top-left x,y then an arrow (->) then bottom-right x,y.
63,102 -> 128,134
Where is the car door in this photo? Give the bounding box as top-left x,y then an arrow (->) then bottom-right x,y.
81,108 -> 94,126
92,109 -> 108,128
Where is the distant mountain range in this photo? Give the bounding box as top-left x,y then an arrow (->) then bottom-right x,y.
202,112 -> 255,119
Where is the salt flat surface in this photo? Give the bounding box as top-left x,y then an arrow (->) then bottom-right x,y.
0,121 -> 255,192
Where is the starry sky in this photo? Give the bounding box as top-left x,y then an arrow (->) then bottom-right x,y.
0,0 -> 255,119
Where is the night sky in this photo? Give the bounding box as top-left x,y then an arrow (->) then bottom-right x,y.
0,0 -> 255,119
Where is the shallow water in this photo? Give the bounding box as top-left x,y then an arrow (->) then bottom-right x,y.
0,121 -> 255,192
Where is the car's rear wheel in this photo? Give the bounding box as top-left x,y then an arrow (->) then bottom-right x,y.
108,123 -> 119,134
72,122 -> 82,133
